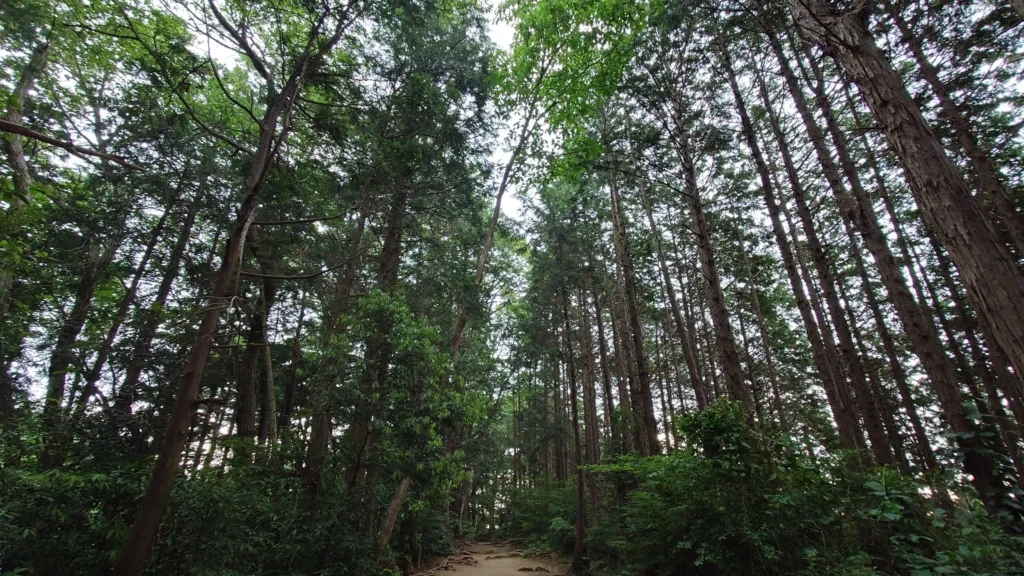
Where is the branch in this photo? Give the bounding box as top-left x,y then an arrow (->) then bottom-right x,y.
239,259 -> 349,280
207,0 -> 273,84
254,212 -> 346,226
0,119 -> 142,169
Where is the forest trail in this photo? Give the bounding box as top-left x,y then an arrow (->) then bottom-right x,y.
420,543 -> 567,576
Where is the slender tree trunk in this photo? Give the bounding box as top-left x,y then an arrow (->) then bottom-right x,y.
0,40 -> 51,330
348,189 -> 408,493
654,324 -> 676,449
670,245 -> 710,405
559,287 -> 586,572
199,397 -> 228,470
790,7 -> 1024,514
640,186 -> 708,408
910,242 -> 1019,474
236,276 -> 276,445
304,210 -> 366,495
590,279 -> 618,451
577,290 -> 601,514
1,40 -> 49,208
796,36 -> 978,474
451,101 -> 540,352
280,290 -> 306,430
887,6 -> 1024,258
782,197 -> 867,452
836,261 -> 912,474
75,182 -> 186,415
768,30 -> 900,465
42,240 -> 117,466
113,20 -> 339,569
608,280 -> 634,454
376,477 -> 412,561
262,304 -> 278,450
929,232 -> 1024,442
678,136 -> 751,417
605,151 -> 659,454
115,200 -> 200,413
741,249 -> 788,433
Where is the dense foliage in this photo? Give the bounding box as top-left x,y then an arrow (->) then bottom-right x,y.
509,403 -> 1024,575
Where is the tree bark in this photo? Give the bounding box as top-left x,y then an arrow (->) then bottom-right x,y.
767,29 -> 898,465
605,150 -> 659,454
887,5 -> 1024,259
115,200 -> 199,413
678,134 -> 752,418
559,287 -> 586,572
376,477 -> 412,560
789,1 -> 1024,513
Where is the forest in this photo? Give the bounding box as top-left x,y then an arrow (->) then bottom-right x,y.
3,0 -> 1024,574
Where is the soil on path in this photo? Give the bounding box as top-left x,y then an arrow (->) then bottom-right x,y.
418,543 -> 567,576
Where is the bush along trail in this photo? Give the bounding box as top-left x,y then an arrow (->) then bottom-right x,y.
2,0 -> 1024,575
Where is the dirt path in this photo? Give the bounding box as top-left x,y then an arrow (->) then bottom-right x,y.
419,543 -> 567,576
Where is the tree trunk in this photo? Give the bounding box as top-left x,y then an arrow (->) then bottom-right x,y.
767,29 -> 898,465
577,290 -> 601,514
640,186 -> 708,409
605,151 -> 659,454
1,40 -> 50,208
741,249 -> 788,433
236,276 -> 277,444
795,35 -> 978,472
376,477 -> 412,560
261,296 -> 278,450
607,280 -> 634,454
74,181 -> 185,415
781,197 -> 867,452
42,240 -> 117,466
344,189 -> 408,493
559,287 -> 586,572
451,100 -> 540,352
887,6 -> 1024,259
722,50 -> 804,432
678,135 -> 751,417
836,257 -> 912,474
112,18 -> 340,570
304,210 -> 366,495
789,1 -> 1024,514
589,279 -> 618,451
0,40 -> 51,350
752,65 -> 864,451
115,199 -> 199,413
280,290 -> 306,430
